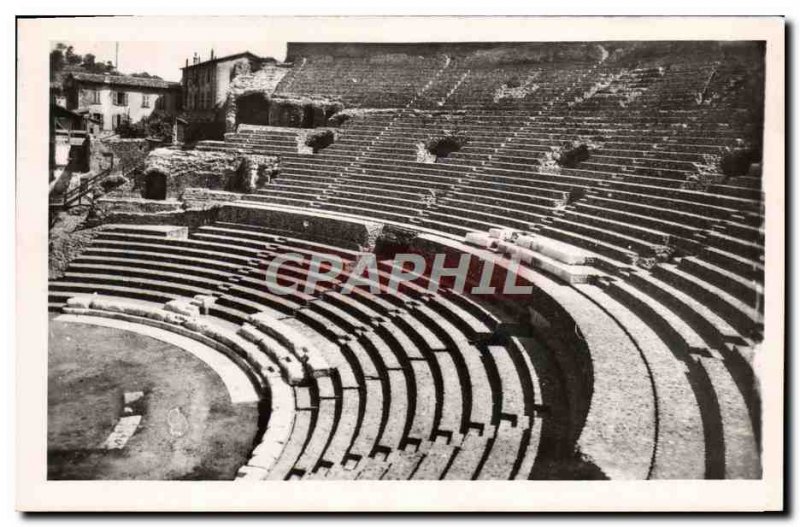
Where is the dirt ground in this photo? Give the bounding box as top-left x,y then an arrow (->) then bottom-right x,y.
48,314 -> 260,480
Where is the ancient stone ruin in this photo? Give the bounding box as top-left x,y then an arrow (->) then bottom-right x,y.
48,40 -> 767,484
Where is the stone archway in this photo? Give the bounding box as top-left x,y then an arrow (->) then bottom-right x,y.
235,93 -> 271,127
143,170 -> 167,200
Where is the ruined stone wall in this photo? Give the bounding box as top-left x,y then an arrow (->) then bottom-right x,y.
224,64 -> 291,131
95,196 -> 183,215
221,61 -> 347,130
91,200 -> 222,229
138,147 -> 278,199
92,138 -> 151,174
218,205 -> 383,250
140,147 -> 244,198
214,57 -> 259,107
181,188 -> 244,208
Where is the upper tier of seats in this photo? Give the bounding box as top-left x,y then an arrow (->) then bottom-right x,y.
231,43 -> 764,480
240,42 -> 765,343
275,55 -> 446,108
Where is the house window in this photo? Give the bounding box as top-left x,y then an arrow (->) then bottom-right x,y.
142,94 -> 151,108
112,114 -> 128,130
92,113 -> 104,129
114,91 -> 128,106
89,90 -> 101,104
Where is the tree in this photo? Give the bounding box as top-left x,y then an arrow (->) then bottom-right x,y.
50,42 -> 120,79
114,117 -> 141,139
116,110 -> 173,141
49,48 -> 65,80
65,45 -> 82,66
131,72 -> 163,80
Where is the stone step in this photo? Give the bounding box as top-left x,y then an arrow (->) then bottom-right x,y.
652,264 -> 763,337
679,256 -> 765,307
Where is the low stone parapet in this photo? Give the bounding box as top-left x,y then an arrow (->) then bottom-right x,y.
218,203 -> 384,250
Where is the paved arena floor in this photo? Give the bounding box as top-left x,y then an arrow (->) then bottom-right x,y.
47,314 -> 261,480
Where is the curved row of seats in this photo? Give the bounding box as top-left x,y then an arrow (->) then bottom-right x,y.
275,55 -> 446,108
241,54 -> 762,258
49,213 -> 763,479
233,46 -> 764,480
50,44 -> 764,480
430,233 -> 761,478
49,222 -> 548,480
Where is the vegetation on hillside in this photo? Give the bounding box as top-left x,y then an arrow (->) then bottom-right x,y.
50,42 -> 162,81
116,110 -> 174,141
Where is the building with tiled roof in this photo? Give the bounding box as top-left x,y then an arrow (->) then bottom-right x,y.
64,72 -> 182,133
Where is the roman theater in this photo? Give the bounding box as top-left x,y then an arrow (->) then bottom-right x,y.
47,41 -> 766,481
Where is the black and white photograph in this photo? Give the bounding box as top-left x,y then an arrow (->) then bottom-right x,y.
15,14 -> 785,512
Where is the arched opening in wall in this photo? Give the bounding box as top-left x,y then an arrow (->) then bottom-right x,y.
235,93 -> 271,127
143,170 -> 167,200
280,104 -> 302,128
301,103 -> 315,129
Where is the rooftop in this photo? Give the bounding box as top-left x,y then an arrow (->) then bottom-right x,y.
67,72 -> 181,90
51,103 -> 102,123
181,51 -> 273,70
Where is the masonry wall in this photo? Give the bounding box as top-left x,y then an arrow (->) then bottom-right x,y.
285,41 -> 599,60
139,147 -> 246,198
91,138 -> 151,173
214,58 -> 257,106
218,205 -> 384,250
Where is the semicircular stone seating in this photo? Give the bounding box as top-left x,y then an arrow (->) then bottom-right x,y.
50,42 -> 765,480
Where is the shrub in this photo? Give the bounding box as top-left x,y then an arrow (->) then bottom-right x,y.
304,129 -> 336,153
373,227 -> 418,258
328,112 -> 350,127
424,132 -> 469,159
114,118 -> 143,139
116,110 -> 174,141
99,174 -> 128,193
556,143 -> 591,168
720,146 -> 760,178
567,186 -> 587,204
